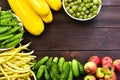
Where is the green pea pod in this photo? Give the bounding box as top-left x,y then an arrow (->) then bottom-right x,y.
2,33 -> 23,45
60,62 -> 70,80
36,65 -> 45,80
33,56 -> 49,71
1,10 -> 12,16
0,27 -> 11,33
72,59 -> 80,77
0,18 -> 19,26
50,62 -> 60,80
0,26 -> 21,36
58,57 -> 65,72
0,13 -> 13,19
0,34 -> 14,41
4,38 -> 21,48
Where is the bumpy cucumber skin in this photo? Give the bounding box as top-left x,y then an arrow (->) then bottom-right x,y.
77,61 -> 85,75
72,59 -> 80,77
44,66 -> 51,80
36,65 -> 45,80
33,56 -> 49,70
68,62 -> 73,80
45,57 -> 53,70
58,57 -> 65,72
60,62 -> 70,80
52,57 -> 58,63
50,62 -> 60,80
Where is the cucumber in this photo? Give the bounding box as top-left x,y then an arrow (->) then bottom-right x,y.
58,57 -> 65,72
44,66 -> 51,80
33,56 -> 49,70
71,59 -> 80,77
50,62 -> 60,80
60,62 -> 70,80
77,61 -> 85,75
45,57 -> 53,70
36,65 -> 45,80
53,57 -> 58,63
68,62 -> 73,80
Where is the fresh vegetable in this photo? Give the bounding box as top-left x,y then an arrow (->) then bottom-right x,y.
8,0 -> 44,36
58,57 -> 65,72
72,59 -> 80,77
60,62 -> 70,80
36,65 -> 46,80
26,0 -> 51,16
0,9 -> 23,48
33,56 -> 49,71
68,62 -> 73,80
44,66 -> 51,80
45,57 -> 53,70
50,62 -> 60,80
40,10 -> 53,23
33,56 -> 84,80
63,0 -> 102,19
77,61 -> 85,75
45,0 -> 62,11
0,43 -> 36,80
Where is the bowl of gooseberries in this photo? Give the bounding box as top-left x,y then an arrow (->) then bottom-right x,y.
63,0 -> 102,21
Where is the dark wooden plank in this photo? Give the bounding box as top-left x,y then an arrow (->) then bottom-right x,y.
34,51 -> 120,80
22,28 -> 120,51
1,1 -> 120,28
51,6 -> 120,28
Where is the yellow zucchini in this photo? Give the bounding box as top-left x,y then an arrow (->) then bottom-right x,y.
41,10 -> 53,23
26,0 -> 51,16
45,0 -> 62,11
8,0 -> 44,36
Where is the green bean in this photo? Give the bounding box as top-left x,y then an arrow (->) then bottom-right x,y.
1,33 -> 23,45
0,26 -> 11,33
4,38 -> 21,48
0,34 -> 14,41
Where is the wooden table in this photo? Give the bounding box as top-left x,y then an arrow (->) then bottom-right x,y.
1,0 -> 120,79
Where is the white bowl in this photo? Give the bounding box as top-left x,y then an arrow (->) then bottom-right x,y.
62,0 -> 102,21
0,12 -> 24,51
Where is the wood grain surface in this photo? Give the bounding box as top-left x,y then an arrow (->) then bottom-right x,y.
0,0 -> 120,80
